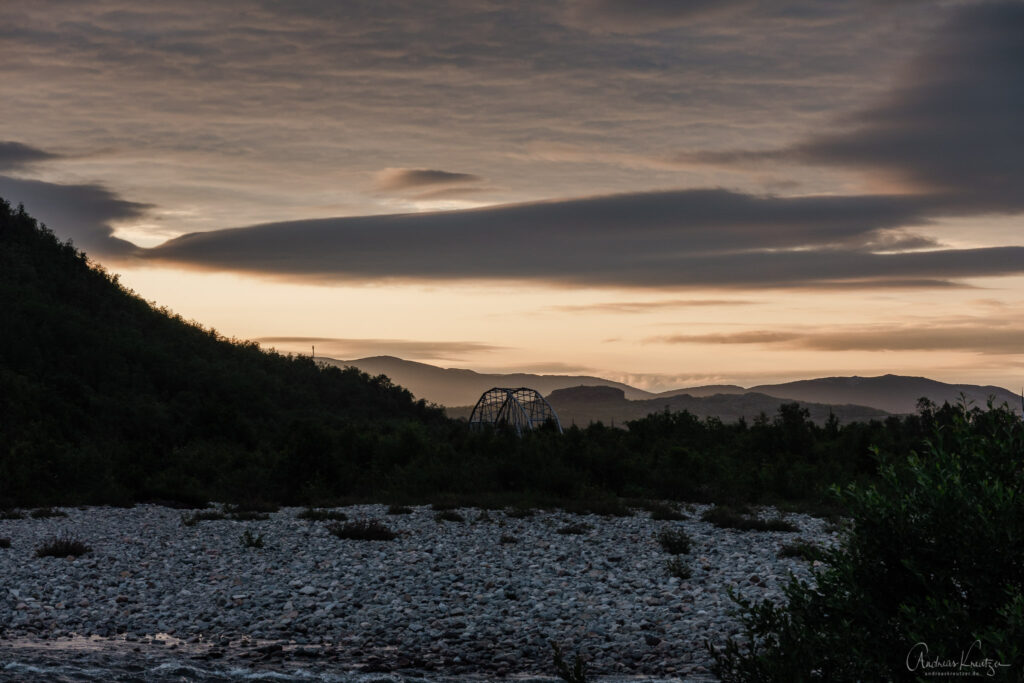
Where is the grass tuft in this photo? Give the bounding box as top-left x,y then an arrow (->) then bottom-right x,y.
240,529 -> 265,548
226,501 -> 280,513
551,641 -> 588,683
557,522 -> 592,535
386,504 -> 413,515
435,510 -> 465,523
0,510 -> 25,520
181,510 -> 227,526
666,556 -> 693,579
30,507 -> 68,519
327,519 -> 397,541
644,501 -> 688,521
499,534 -> 518,544
778,539 -> 825,562
36,532 -> 91,558
701,505 -> 798,532
506,507 -> 536,518
561,498 -> 632,517
297,507 -> 348,521
0,537 -> 10,549
228,510 -> 270,521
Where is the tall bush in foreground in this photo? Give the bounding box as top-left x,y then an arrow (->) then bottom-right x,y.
711,401 -> 1024,681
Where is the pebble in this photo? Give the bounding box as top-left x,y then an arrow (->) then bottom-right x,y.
0,503 -> 837,677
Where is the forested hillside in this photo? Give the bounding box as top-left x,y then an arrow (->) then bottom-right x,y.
0,199 -> 445,506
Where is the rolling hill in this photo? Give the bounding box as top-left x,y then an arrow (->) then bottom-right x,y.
319,355 -> 655,405
335,357 -> 1020,424
750,375 -> 1021,415
446,385 -> 890,426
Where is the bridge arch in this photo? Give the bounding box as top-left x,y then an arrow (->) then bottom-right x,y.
468,387 -> 563,435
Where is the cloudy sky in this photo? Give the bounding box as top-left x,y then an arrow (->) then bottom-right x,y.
2,0 -> 1022,392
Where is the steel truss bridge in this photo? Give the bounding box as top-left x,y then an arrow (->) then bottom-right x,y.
468,387 -> 563,435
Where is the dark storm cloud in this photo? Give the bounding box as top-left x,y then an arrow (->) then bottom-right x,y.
565,0 -> 756,33
0,176 -> 147,257
374,168 -> 482,192
687,2 -> 1024,211
255,336 -> 502,360
143,187 -> 1024,288
0,141 -> 59,170
795,1 -> 1024,209
654,321 -> 1024,355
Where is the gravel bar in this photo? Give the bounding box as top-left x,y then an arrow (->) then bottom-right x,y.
0,504 -> 838,680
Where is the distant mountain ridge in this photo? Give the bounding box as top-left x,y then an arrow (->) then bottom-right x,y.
542,385 -> 890,426
319,356 -> 655,405
749,374 -> 1020,415
331,356 -> 1021,420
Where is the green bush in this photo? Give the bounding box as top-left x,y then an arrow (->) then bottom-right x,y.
711,401 -> 1024,681
656,528 -> 692,555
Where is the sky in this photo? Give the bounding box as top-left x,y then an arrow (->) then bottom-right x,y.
2,0 -> 1022,392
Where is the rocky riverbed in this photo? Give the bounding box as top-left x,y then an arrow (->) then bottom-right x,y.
0,503 -> 838,681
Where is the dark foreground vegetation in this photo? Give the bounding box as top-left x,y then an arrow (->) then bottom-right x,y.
1,197 -> 1020,520
713,400 -> 1023,680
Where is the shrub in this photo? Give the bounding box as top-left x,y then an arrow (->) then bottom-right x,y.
0,537 -> 10,548
657,528 -> 692,555
297,508 -> 347,521
646,501 -> 687,521
228,510 -> 270,521
701,505 -> 797,532
474,510 -> 493,523
499,534 -> 518,544
226,501 -> 279,513
435,510 -> 464,523
0,510 -> 25,520
386,504 -> 413,515
240,529 -> 264,548
551,641 -> 588,683
711,401 -> 1024,681
181,510 -> 226,526
30,507 -> 67,519
561,498 -> 632,517
557,522 -> 592,535
778,540 -> 825,562
36,532 -> 91,558
327,519 -> 397,541
506,507 -> 536,518
666,556 -> 693,579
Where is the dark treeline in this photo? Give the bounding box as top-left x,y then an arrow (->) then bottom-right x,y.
0,199 -> 1011,510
